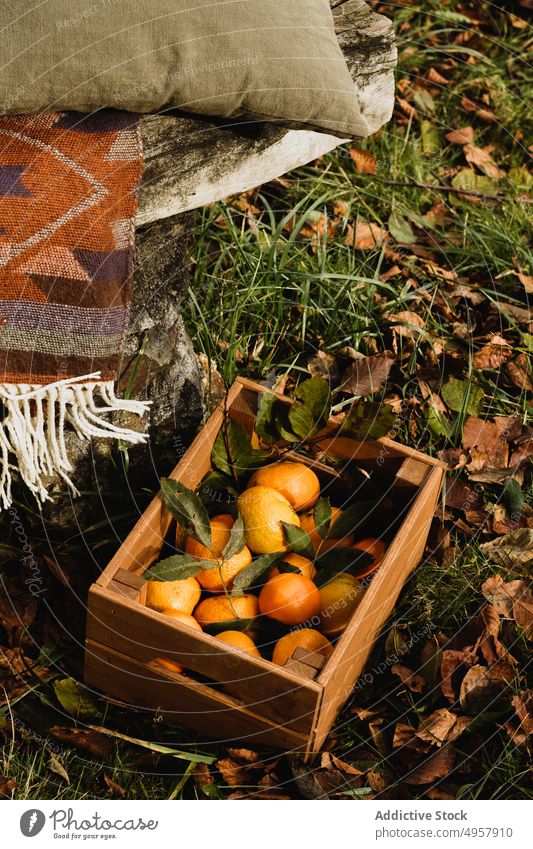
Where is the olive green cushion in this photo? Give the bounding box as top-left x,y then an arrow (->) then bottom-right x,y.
0,0 -> 367,136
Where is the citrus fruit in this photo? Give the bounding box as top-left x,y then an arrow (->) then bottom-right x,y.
185,514 -> 234,560
161,609 -> 203,631
185,514 -> 253,591
237,486 -> 299,554
300,507 -> 355,554
145,577 -> 201,615
258,573 -> 321,626
272,628 -> 333,667
153,657 -> 184,674
194,593 -> 258,628
351,537 -> 387,576
269,552 -> 317,581
248,461 -> 320,511
318,573 -> 364,636
217,630 -> 261,657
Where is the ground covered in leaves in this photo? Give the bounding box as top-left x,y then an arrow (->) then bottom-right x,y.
1,0 -> 531,799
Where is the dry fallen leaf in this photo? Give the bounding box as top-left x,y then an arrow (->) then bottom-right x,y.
392,663 -> 426,693
463,417 -> 508,471
441,649 -> 476,702
416,709 -> 471,747
103,774 -> 126,797
216,757 -> 250,786
345,220 -> 386,250
0,776 -> 16,799
459,664 -> 513,714
48,727 -> 114,761
480,529 -> 533,567
446,127 -> 475,144
350,146 -> 378,174
404,746 -> 456,785
341,352 -> 394,397
482,576 -> 529,617
473,340 -> 513,370
506,354 -> 533,392
47,754 -> 70,785
464,144 -> 504,179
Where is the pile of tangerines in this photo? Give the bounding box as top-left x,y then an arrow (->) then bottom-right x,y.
146,459 -> 386,674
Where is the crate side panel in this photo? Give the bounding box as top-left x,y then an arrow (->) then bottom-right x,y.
85,640 -> 308,751
86,586 -> 319,735
311,464 -> 444,753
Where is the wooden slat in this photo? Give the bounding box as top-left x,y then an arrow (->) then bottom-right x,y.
86,585 -> 320,735
310,464 -> 445,753
394,457 -> 431,488
96,382 -> 244,588
85,640 -> 308,751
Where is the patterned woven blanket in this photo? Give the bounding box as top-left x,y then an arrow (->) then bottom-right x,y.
0,111 -> 150,508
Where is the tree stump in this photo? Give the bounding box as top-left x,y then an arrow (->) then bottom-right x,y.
32,0 -> 396,533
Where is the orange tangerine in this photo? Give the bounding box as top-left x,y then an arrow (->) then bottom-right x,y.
145,577 -> 201,615
217,630 -> 261,657
237,486 -> 299,554
351,538 -> 387,576
194,594 -> 258,628
258,573 -> 321,626
318,574 -> 364,637
185,514 -> 234,561
185,514 -> 253,592
161,609 -> 203,631
269,552 -> 317,581
248,461 -> 320,511
300,507 -> 355,555
272,628 -> 333,667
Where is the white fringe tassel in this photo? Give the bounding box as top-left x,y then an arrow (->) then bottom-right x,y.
0,372 -> 151,509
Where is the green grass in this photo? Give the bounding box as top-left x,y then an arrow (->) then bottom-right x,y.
1,0 -> 531,799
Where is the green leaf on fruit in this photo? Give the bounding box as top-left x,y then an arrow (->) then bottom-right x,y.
314,497 -> 332,539
288,376 -> 331,439
145,554 -> 215,582
231,551 -> 285,594
161,478 -> 212,549
281,522 -> 315,559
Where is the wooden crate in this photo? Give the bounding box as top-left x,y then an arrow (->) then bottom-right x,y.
84,378 -> 445,754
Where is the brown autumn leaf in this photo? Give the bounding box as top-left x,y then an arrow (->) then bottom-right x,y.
341,352 -> 394,397
506,354 -> 533,392
0,776 -> 16,799
513,589 -> 533,640
345,220 -> 386,251
475,604 -> 509,665
459,664 -> 514,714
404,746 -> 456,785
416,709 -> 457,747
193,762 -> 214,791
446,127 -> 475,144
350,146 -> 378,174
216,758 -> 250,786
225,747 -> 261,764
425,785 -> 456,800
48,727 -> 114,761
482,576 -> 529,617
464,144 -> 504,179
103,774 -> 125,797
441,649 -> 476,702
392,663 -> 426,693
321,751 -> 364,776
0,577 -> 38,646
445,478 -> 483,511
416,709 -> 471,747
389,311 -> 425,346
512,690 -> 533,737
480,529 -> 533,567
516,268 -> 533,295
463,417 -> 508,471
473,340 -> 513,370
